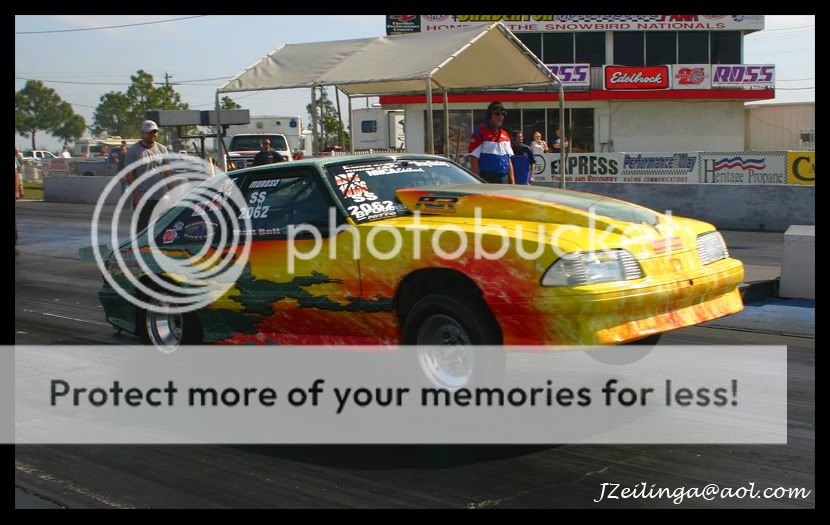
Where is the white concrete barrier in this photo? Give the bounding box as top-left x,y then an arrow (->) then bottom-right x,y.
43,175 -> 124,205
779,225 -> 815,300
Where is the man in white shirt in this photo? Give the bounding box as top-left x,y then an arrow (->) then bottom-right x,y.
60,146 -> 72,158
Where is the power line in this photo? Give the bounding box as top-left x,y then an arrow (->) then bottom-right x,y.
755,24 -> 814,32
15,15 -> 207,35
16,76 -> 232,87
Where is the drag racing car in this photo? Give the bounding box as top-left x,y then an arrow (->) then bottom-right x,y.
97,154 -> 744,386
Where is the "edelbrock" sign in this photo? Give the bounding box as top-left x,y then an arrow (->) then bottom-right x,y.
604,66 -> 670,90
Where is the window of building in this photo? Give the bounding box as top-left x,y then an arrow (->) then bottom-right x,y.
711,31 -> 741,64
521,109 -> 545,149
613,31 -> 645,66
361,120 -> 377,133
646,31 -> 677,66
678,31 -> 709,63
518,32 -> 543,60
575,32 -> 606,66
543,32 -> 574,63
546,108 -> 595,153
424,109 -> 475,158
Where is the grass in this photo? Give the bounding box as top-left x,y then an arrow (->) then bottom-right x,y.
21,180 -> 43,201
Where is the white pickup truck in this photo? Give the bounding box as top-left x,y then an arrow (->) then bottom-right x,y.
226,133 -> 292,170
24,149 -> 58,160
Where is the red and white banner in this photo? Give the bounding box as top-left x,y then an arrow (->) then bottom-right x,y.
672,64 -> 711,89
418,15 -> 764,32
711,64 -> 775,89
604,66 -> 670,90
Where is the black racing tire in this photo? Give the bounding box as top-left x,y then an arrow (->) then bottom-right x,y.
138,290 -> 203,351
402,292 -> 505,389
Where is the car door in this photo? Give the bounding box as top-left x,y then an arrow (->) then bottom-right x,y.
225,166 -> 363,342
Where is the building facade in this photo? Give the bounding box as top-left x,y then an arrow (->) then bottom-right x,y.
383,15 -> 774,155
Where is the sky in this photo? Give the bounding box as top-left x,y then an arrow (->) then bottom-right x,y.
15,14 -> 815,152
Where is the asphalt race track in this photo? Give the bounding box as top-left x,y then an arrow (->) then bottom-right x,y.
14,201 -> 815,508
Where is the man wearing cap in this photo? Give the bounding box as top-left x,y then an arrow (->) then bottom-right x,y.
253,138 -> 286,166
124,120 -> 173,232
467,101 -> 515,184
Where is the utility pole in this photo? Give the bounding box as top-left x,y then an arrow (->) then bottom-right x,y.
164,72 -> 172,87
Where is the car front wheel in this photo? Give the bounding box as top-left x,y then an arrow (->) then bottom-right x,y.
402,293 -> 504,390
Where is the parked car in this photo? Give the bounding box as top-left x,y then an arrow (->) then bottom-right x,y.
23,149 -> 58,160
97,154 -> 745,387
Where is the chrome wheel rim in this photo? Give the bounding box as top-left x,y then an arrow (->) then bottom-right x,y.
416,314 -> 474,389
146,302 -> 183,352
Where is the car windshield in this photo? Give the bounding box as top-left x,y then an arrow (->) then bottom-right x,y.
230,135 -> 288,151
324,158 -> 480,223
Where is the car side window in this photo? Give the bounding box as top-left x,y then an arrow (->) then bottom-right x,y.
237,170 -> 336,239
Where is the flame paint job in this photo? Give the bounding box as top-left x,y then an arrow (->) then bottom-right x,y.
99,155 -> 744,346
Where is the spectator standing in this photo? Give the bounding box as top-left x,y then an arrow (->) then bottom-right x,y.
510,130 -> 536,185
551,126 -> 569,151
467,101 -> 515,184
60,146 -> 72,158
253,139 -> 286,166
530,131 -> 549,155
124,120 -> 173,232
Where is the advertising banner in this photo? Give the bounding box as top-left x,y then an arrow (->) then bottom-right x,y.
418,15 -> 764,32
787,152 -> 815,186
386,15 -> 421,35
42,158 -> 70,177
711,64 -> 775,89
672,64 -> 712,89
604,66 -> 670,90
530,151 -> 810,185
698,151 -> 788,185
547,64 -> 591,88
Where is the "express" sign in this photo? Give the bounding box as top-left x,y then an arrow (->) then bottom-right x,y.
604,66 -> 670,90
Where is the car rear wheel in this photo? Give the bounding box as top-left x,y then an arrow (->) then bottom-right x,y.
140,297 -> 202,352
402,293 -> 504,389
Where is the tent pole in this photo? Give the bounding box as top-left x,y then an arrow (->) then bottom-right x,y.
443,89 -> 449,159
348,95 -> 354,154
559,83 -> 566,189
335,87 -> 345,149
311,85 -> 318,156
425,79 -> 434,155
215,91 -> 227,172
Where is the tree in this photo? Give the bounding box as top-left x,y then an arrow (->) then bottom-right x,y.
220,96 -> 241,110
92,69 -> 191,147
53,103 -> 87,146
15,80 -> 70,150
92,92 -> 132,137
306,87 -> 349,150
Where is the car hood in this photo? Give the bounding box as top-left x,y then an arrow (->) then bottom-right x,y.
395,184 -> 660,231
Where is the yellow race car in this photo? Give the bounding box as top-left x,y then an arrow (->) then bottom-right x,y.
99,154 -> 743,383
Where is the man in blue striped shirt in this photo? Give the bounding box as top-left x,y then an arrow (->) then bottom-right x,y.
467,101 -> 516,184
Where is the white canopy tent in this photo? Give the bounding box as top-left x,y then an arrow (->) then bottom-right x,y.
216,22 -> 566,183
